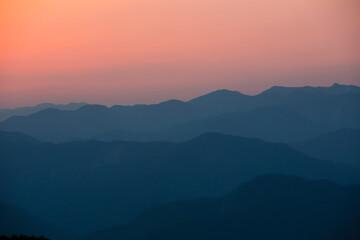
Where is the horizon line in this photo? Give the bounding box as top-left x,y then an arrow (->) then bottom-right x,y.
1,82 -> 359,110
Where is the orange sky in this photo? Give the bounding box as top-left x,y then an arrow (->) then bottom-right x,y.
0,0 -> 359,108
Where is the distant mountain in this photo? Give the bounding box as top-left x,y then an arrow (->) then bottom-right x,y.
0,91 -> 258,142
0,84 -> 359,142
94,94 -> 360,142
289,129 -> 360,167
1,132 -> 359,236
260,83 -> 360,97
0,202 -> 67,240
0,102 -> 87,122
186,89 -> 257,114
81,174 -> 360,240
152,92 -> 360,143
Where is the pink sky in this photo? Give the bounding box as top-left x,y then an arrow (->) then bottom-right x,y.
0,0 -> 359,108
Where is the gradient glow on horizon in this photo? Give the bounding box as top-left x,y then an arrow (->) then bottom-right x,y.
1,0 -> 359,108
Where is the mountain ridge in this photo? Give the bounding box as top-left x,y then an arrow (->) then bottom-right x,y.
0,102 -> 87,122
1,84 -> 359,143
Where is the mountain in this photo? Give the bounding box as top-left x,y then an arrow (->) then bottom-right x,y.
289,129 -> 360,167
186,89 -> 257,113
0,84 -> 359,143
81,174 -> 360,240
0,103 -> 87,122
153,92 -> 360,143
260,83 -> 360,97
1,132 -> 359,236
0,202 -> 67,240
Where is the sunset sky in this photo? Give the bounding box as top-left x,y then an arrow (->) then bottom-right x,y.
1,0 -> 359,108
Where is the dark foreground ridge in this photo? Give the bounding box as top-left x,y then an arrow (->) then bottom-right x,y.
82,174 -> 360,240
0,235 -> 50,240
0,202 -> 66,240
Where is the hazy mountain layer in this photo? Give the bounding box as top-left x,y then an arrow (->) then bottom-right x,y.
1,132 -> 359,236
289,129 -> 360,166
82,174 -> 360,240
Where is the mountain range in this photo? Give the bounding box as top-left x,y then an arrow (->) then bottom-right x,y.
1,131 -> 359,237
1,83 -> 359,239
0,103 -> 87,122
0,83 -> 359,143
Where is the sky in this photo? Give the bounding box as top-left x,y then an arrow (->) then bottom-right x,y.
0,0 -> 359,108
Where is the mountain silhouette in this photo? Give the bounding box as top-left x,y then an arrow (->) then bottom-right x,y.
0,103 -> 87,122
81,174 -> 360,240
260,83 -> 360,96
289,129 -> 360,166
1,132 -> 359,236
0,84 -> 359,142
